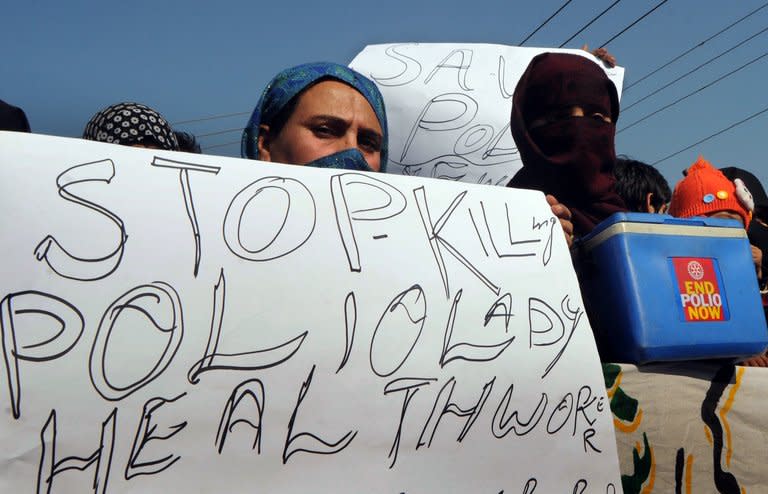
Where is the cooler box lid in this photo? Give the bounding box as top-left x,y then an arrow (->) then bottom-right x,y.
581,213 -> 747,252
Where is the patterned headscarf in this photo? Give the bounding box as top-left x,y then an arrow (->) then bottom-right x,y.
83,102 -> 179,151
242,62 -> 388,171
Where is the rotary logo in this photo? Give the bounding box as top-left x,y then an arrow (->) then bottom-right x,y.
687,260 -> 704,280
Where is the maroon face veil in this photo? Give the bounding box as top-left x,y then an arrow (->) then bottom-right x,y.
507,52 -> 626,236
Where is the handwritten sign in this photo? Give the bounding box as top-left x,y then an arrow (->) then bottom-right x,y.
350,43 -> 625,186
0,132 -> 621,492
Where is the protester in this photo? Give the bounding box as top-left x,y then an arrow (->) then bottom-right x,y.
669,156 -> 753,227
721,166 -> 768,279
614,156 -> 671,213
629,157 -> 767,366
668,156 -> 763,285
0,99 -> 31,132
242,62 -> 387,173
174,130 -> 202,153
720,166 -> 768,364
83,102 -> 180,151
507,52 -> 626,238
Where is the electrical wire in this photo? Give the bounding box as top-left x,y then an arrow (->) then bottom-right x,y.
622,24 -> 768,112
196,127 -> 242,138
651,104 -> 768,165
170,111 -> 251,126
175,2 -> 578,127
624,2 -> 768,90
203,140 -> 241,151
519,0 -> 574,45
559,0 -> 622,48
618,51 -> 768,134
599,0 -> 670,47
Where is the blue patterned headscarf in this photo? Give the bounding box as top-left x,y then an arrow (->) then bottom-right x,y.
242,62 -> 388,171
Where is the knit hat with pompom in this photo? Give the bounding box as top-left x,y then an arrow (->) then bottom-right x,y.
669,156 -> 753,226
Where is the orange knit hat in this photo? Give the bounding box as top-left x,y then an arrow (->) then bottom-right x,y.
668,156 -> 753,226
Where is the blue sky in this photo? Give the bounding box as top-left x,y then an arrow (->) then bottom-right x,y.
4,0 -> 768,189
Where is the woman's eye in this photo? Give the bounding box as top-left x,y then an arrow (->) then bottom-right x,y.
591,112 -> 610,123
313,125 -> 334,137
359,136 -> 381,153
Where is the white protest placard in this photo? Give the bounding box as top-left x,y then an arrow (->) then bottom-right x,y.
0,132 -> 621,493
350,43 -> 625,186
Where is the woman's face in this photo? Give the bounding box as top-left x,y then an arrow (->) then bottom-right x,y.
528,105 -> 612,130
258,80 -> 383,171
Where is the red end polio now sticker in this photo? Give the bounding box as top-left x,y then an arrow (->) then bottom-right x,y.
671,257 -> 729,322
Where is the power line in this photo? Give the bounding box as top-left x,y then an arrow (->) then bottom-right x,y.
625,2 -> 768,91
559,0 -> 622,48
204,140 -> 240,151
519,0 -> 574,45
599,0 -> 670,47
622,24 -> 768,112
196,127 -> 242,138
618,51 -> 768,134
171,111 -> 251,126
651,104 -> 768,166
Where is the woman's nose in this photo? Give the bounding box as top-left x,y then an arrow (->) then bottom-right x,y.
570,106 -> 586,117
344,131 -> 358,151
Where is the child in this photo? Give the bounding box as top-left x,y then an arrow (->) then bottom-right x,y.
668,156 -> 767,366
669,156 -> 755,235
614,156 -> 671,213
669,156 -> 759,274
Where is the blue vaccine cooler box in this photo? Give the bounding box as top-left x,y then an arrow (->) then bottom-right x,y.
575,212 -> 768,364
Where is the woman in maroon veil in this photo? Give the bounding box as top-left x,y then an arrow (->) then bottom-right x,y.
508,52 -> 627,237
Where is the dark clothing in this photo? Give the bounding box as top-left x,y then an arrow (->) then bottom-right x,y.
0,99 -> 31,132
507,53 -> 626,236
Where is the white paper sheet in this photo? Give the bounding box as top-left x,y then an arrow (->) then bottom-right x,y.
350,43 -> 625,186
0,132 -> 621,493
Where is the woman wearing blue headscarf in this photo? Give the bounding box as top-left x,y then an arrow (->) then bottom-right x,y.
242,62 -> 388,173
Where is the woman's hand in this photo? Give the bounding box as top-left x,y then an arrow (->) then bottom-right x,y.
581,44 -> 616,68
741,352 -> 768,367
751,244 -> 763,279
547,194 -> 574,248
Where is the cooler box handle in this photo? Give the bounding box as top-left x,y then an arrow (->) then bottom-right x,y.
662,217 -> 707,227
